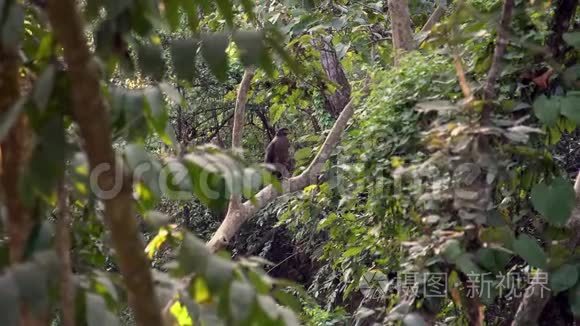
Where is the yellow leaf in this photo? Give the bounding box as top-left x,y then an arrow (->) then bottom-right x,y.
390,156 -> 404,168
192,277 -> 212,303
145,228 -> 169,259
304,184 -> 318,194
170,301 -> 193,326
150,35 -> 161,45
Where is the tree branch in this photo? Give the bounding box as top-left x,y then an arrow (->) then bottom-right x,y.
207,97 -> 355,252
0,30 -> 39,326
231,68 -> 256,152
481,0 -> 515,124
57,181 -> 75,326
228,68 -> 255,210
419,0 -> 448,35
45,1 -> 162,325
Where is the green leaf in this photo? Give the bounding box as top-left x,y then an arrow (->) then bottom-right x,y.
561,94 -> 580,123
181,0 -> 199,32
455,253 -> 483,275
215,0 -> 234,26
0,98 -> 25,142
266,29 -> 302,74
269,103 -> 286,124
533,95 -> 560,126
475,248 -> 510,273
513,234 -> 547,269
35,34 -> 54,62
240,0 -> 255,20
257,295 -> 280,320
0,273 -> 19,326
182,151 -> 240,212
233,30 -> 266,67
293,147 -> 312,162
201,33 -> 229,81
441,239 -> 463,263
564,32 -> 580,49
124,90 -> 149,141
143,87 -> 169,141
124,143 -> 161,197
178,233 -> 211,274
204,255 -> 235,292
137,44 -> 165,81
159,160 -> 193,199
163,0 -> 180,31
32,65 -> 56,111
531,177 -> 575,226
272,289 -> 302,312
1,2 -> 24,48
342,246 -> 363,258
229,281 -> 255,322
550,264 -> 578,294
170,39 -> 198,82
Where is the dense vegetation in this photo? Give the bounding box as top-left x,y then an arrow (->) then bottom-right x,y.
1,0 -> 580,325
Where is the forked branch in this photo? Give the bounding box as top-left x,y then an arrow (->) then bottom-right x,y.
207,97 -> 355,252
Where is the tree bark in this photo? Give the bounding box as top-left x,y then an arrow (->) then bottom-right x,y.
481,0 -> 515,124
547,0 -> 579,61
0,36 -> 40,326
45,1 -> 162,326
228,68 -> 255,211
388,0 -> 416,65
207,97 -> 356,252
318,37 -> 351,118
231,68 -> 255,153
0,46 -> 34,264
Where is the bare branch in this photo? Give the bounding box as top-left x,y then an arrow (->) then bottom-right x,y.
228,68 -> 255,210
57,181 -> 75,326
45,1 -> 162,325
453,53 -> 472,99
481,0 -> 515,123
419,0 -> 448,35
207,98 -> 356,252
231,68 -> 256,152
511,272 -> 551,326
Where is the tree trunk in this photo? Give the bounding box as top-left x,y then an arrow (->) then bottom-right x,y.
0,46 -> 35,264
45,1 -> 163,325
388,0 -> 416,65
547,0 -> 579,60
0,34 -> 44,326
318,37 -> 351,118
